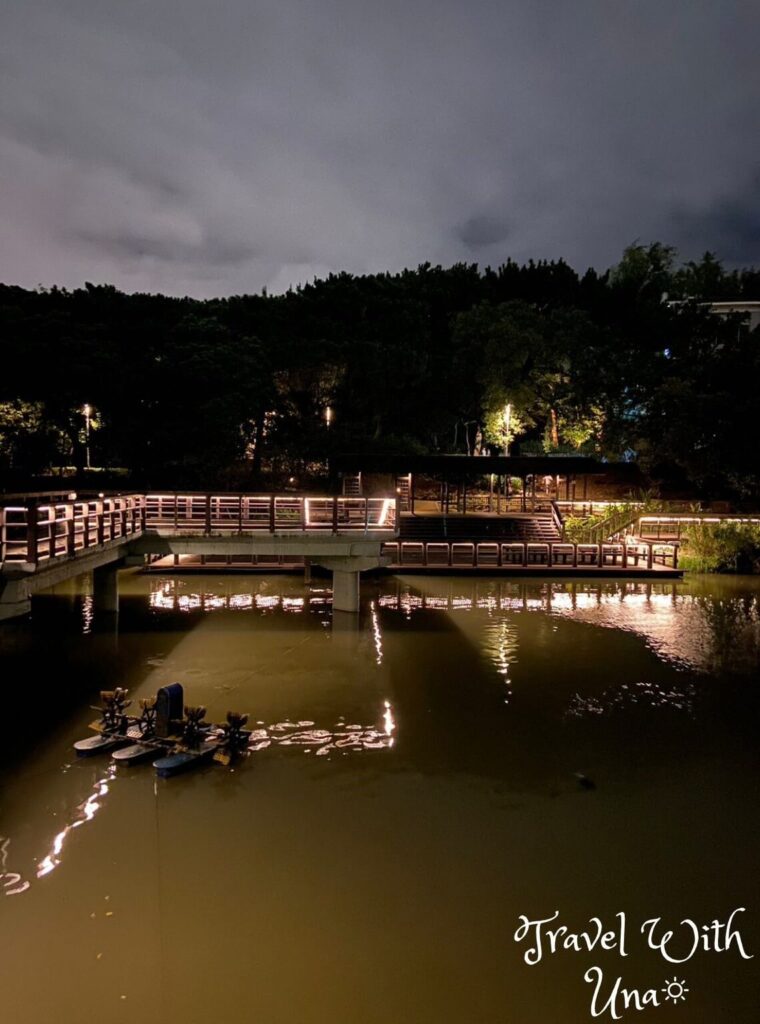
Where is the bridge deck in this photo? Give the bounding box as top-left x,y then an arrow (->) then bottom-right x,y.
1,492 -> 681,582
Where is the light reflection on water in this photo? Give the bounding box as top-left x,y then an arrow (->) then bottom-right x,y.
376,577 -> 760,674
16,704 -> 396,892
36,764 -> 117,880
2,572 -> 759,1023
1,836 -> 31,896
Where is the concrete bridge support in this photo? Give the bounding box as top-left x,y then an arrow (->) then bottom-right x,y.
93,564 -> 120,613
313,555 -> 384,613
331,569 -> 361,613
0,576 -> 31,622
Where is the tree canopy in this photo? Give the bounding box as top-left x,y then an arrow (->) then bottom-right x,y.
1,246 -> 758,497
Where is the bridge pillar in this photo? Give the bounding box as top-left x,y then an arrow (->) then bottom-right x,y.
93,564 -> 119,613
0,577 -> 31,622
331,569 -> 360,613
313,555 -> 385,614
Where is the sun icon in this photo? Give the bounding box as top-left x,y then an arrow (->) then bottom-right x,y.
662,977 -> 689,1004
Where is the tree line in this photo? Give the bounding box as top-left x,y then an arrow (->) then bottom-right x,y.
1,243 -> 758,498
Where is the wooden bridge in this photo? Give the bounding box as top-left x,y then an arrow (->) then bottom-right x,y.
0,491 -> 682,622
0,492 -> 397,618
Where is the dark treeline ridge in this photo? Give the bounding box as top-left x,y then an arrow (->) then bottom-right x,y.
1,243 -> 759,498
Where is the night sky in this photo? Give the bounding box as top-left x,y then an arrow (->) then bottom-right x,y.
2,0 -> 758,297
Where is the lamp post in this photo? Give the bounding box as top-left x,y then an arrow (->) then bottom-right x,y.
503,403 -> 512,456
325,405 -> 333,429
82,404 -> 92,470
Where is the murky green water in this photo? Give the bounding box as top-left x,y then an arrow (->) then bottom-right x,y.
1,572 -> 759,1023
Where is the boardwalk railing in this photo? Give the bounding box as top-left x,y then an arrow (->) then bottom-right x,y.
1,495 -> 144,565
143,494 -> 396,534
638,514 -> 760,541
382,539 -> 679,570
1,493 -> 398,566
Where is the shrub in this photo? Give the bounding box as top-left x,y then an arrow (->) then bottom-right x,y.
680,522 -> 760,574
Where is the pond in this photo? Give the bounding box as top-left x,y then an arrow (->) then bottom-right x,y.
1,571 -> 758,1023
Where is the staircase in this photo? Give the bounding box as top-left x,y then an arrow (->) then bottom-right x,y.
398,514 -> 561,544
341,473 -> 362,497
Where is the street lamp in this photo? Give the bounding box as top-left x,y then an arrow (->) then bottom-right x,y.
82,404 -> 92,470
503,403 -> 512,456
325,405 -> 333,428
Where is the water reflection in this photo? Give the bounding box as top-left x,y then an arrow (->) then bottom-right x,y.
3,572 -> 759,1022
565,679 -> 697,719
145,574 -> 760,676
381,578 -> 760,674
482,618 -> 518,704
36,764 -> 117,880
248,705 -> 396,757
1,837 -> 31,896
370,600 -> 383,665
149,579 -> 331,614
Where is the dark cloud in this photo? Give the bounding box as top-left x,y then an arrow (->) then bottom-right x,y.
1,0 -> 758,297
669,171 -> 760,264
76,230 -> 257,268
458,215 -> 511,249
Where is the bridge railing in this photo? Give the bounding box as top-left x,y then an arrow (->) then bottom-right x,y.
381,539 -> 679,570
638,513 -> 760,541
1,493 -> 398,565
143,494 -> 397,533
1,495 -> 145,566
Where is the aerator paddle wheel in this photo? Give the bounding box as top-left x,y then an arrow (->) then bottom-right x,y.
214,711 -> 251,765
181,706 -> 208,749
95,688 -> 132,734
137,697 -> 158,738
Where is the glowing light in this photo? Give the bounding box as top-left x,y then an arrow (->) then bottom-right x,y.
377,499 -> 393,527
383,700 -> 396,745
81,594 -> 94,634
370,600 -> 383,664
37,767 -> 116,879
1,837 -> 31,896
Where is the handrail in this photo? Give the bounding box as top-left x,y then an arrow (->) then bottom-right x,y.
1,493 -> 399,567
382,539 -> 679,571
550,500 -> 564,537
578,507 -> 642,545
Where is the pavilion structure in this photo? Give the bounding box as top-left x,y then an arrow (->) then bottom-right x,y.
333,454 -> 643,515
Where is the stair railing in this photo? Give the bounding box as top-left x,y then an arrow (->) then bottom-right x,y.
549,500 -> 564,538
579,505 -> 642,545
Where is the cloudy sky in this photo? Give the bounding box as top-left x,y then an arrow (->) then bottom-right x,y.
2,0 -> 758,297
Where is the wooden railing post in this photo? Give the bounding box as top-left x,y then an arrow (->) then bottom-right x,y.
548,543 -> 553,568
204,493 -> 212,535
332,496 -> 338,533
269,495 -> 276,532
97,502 -> 105,546
647,543 -> 654,570
364,498 -> 369,533
66,504 -> 76,557
26,500 -> 39,566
